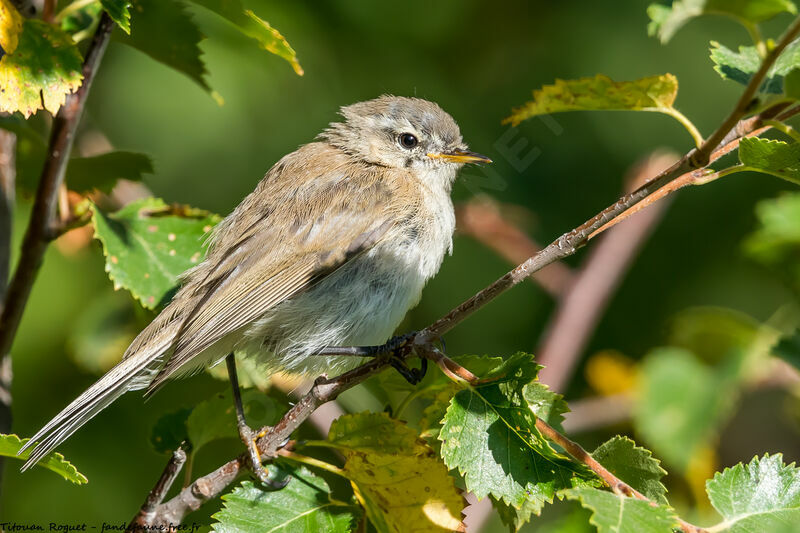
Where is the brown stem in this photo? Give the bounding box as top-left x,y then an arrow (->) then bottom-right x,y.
127,448 -> 187,531
0,128 -> 15,497
0,13 -> 114,358
535,418 -> 706,533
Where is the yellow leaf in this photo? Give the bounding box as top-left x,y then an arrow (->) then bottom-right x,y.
0,20 -> 83,117
328,413 -> 465,533
0,0 -> 23,54
585,349 -> 638,396
504,73 -> 679,126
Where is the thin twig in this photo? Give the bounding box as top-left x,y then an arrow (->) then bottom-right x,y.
456,197 -> 574,297
0,128 -> 15,497
133,17 -> 800,525
127,448 -> 187,531
413,15 -> 800,347
534,418 -> 706,533
536,152 -> 676,391
0,14 -> 114,358
134,357 -> 397,525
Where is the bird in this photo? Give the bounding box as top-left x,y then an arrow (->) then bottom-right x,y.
19,95 -> 491,476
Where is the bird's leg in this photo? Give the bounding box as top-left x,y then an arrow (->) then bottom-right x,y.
317,332 -> 427,385
225,354 -> 288,490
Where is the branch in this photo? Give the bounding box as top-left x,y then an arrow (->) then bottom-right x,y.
536,151 -> 676,392
534,418 -> 705,533
133,17 -> 800,526
413,14 -> 800,347
133,357 -> 395,525
456,197 -> 574,297
0,127 -> 15,495
0,13 -> 114,358
127,448 -> 187,530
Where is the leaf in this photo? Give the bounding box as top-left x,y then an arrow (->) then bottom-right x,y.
738,137 -> 800,184
0,434 -> 87,484
60,1 -> 103,35
188,0 -> 303,75
116,0 -> 210,92
785,68 -> 800,99
0,19 -> 83,117
438,353 -> 598,514
67,151 -> 154,193
592,436 -> 668,503
634,347 -> 744,472
493,496 -> 549,532
212,464 -> 361,532
89,197 -> 220,309
0,0 -> 24,54
504,74 -> 679,126
100,0 -> 132,34
668,307 -> 763,365
774,328 -> 800,370
325,412 -> 465,533
706,454 -> 800,532
649,0 -> 797,43
187,388 -> 281,454
563,487 -> 678,533
710,40 -> 800,94
744,192 -> 800,287
523,381 -> 569,433
150,407 -> 192,454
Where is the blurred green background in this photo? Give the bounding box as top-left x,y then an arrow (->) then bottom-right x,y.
3,0 -> 800,530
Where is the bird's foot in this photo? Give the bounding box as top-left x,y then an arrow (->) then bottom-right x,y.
236,424 -> 289,490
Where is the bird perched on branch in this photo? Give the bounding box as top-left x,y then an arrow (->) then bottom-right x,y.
20,95 -> 491,481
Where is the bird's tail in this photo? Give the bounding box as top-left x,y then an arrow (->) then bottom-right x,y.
18,313 -> 178,469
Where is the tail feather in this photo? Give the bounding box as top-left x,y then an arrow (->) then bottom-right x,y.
18,339 -> 169,470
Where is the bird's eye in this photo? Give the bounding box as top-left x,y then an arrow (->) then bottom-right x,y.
399,133 -> 418,149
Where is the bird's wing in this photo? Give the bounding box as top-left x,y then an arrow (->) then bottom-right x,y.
144,147 -> 406,394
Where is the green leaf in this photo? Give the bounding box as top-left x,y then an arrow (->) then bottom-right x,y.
212,465 -> 361,532
493,495 -> 550,532
325,412 -> 465,532
774,328 -> 800,370
524,381 -> 569,433
706,454 -> 800,532
649,0 -> 797,43
668,307 -> 762,365
504,74 -> 679,126
563,487 -> 678,533
739,137 -> 800,184
0,19 -> 83,117
89,197 -> 220,309
592,436 -> 668,503
634,347 -> 744,472
438,353 -> 597,514
0,434 -> 87,484
710,40 -> 800,94
100,0 -> 132,33
67,151 -> 154,193
116,0 -> 210,93
150,407 -> 192,454
187,388 -> 281,454
744,193 -> 800,275
60,1 -> 103,35
188,0 -> 303,75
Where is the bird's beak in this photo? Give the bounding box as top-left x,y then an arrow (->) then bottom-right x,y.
427,149 -> 492,164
